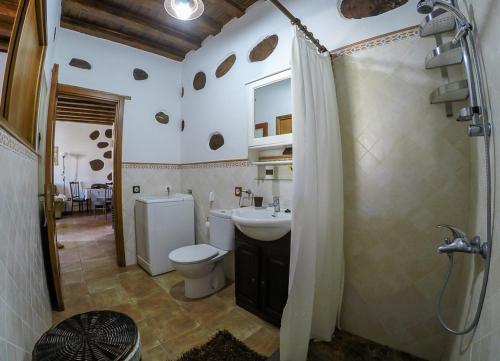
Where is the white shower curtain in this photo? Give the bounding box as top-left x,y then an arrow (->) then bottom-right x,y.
280,28 -> 344,361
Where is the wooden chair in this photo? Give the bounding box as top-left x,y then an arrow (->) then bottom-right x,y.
69,182 -> 86,214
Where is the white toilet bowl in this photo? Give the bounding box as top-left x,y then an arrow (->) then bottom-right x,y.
168,209 -> 234,299
169,244 -> 228,298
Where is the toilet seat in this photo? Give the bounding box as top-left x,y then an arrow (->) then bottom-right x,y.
169,244 -> 220,265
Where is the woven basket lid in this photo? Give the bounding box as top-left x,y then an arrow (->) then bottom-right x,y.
33,311 -> 139,361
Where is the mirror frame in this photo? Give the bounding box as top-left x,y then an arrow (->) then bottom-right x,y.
247,69 -> 292,148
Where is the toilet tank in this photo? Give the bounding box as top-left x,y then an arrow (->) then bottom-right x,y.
209,209 -> 234,251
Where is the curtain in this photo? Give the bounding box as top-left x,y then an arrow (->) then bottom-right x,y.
280,28 -> 344,361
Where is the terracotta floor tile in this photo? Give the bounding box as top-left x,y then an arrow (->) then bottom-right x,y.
177,295 -> 233,326
61,270 -> 84,286
161,325 -> 215,359
141,344 -> 172,361
214,283 -> 236,307
106,302 -> 146,324
203,308 -> 264,340
86,275 -> 121,294
120,276 -> 164,300
136,320 -> 161,352
153,272 -> 184,292
243,325 -> 280,357
147,310 -> 199,343
91,286 -> 131,308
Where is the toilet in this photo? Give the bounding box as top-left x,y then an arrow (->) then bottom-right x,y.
168,209 -> 234,299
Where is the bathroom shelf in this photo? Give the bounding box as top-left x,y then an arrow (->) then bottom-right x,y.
425,41 -> 463,69
252,160 -> 292,166
419,8 -> 456,37
430,80 -> 469,104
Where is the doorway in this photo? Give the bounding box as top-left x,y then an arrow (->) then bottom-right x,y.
44,67 -> 129,311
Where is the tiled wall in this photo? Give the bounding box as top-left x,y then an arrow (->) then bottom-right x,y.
0,128 -> 52,359
333,35 -> 470,360
444,0 -> 500,359
120,161 -> 292,270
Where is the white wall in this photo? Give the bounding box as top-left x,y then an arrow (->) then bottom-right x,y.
0,52 -> 7,99
43,0 -> 62,83
54,122 -> 113,193
53,28 -> 183,164
180,0 -> 421,163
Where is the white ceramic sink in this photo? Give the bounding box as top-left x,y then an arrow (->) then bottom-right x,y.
231,207 -> 291,241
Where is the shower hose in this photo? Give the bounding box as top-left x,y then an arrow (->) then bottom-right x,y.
436,31 -> 493,335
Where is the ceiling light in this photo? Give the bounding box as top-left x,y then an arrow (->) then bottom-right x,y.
164,0 -> 205,21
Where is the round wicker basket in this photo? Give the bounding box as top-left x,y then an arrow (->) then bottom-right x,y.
33,311 -> 141,361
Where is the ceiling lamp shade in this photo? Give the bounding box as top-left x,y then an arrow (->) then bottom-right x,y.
164,0 -> 205,21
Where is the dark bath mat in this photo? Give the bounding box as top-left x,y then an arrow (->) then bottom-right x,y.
174,330 -> 267,361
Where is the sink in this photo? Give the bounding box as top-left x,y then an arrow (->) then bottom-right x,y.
231,207 -> 291,241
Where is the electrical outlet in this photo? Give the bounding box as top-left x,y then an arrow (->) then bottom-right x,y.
133,186 -> 141,194
235,187 -> 242,197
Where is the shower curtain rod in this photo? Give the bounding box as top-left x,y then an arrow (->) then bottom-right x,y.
268,0 -> 328,53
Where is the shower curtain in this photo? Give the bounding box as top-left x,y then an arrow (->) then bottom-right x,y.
280,28 -> 344,361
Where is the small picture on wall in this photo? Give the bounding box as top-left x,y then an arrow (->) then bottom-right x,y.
53,146 -> 59,166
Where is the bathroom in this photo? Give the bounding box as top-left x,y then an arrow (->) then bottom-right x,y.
0,0 -> 499,360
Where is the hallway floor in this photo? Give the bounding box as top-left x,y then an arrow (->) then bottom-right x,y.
53,213 -> 279,360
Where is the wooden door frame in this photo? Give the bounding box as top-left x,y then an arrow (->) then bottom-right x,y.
51,82 -> 130,267
44,64 -> 64,310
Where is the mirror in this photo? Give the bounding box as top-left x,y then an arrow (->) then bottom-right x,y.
254,77 -> 291,138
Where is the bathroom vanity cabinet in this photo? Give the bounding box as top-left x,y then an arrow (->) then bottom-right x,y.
234,228 -> 290,326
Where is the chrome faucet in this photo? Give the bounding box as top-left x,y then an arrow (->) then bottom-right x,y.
437,225 -> 487,259
272,196 -> 280,213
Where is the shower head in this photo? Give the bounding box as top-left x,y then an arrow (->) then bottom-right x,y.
417,0 -> 434,14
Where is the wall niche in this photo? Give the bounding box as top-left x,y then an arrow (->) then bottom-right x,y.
193,72 -> 206,90
209,132 -> 224,151
249,35 -> 279,62
338,0 -> 408,19
216,54 -> 236,78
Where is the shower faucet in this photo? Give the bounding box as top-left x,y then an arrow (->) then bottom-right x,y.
437,225 -> 488,259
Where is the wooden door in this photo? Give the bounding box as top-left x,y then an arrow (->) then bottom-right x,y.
260,238 -> 290,326
43,64 -> 64,311
235,238 -> 260,309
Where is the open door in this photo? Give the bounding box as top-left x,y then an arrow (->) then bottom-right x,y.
43,64 -> 64,311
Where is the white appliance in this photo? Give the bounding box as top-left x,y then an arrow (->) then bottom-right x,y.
135,194 -> 194,276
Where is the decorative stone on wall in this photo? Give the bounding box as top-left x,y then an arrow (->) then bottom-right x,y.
338,0 -> 408,19
69,58 -> 92,70
133,68 -> 149,81
181,119 -> 185,132
89,159 -> 104,171
209,132 -> 224,150
216,54 -> 237,78
107,172 -> 113,181
155,112 -> 170,124
181,87 -> 184,98
105,129 -> 112,138
97,142 -> 109,149
89,130 -> 100,140
249,35 -> 279,62
193,72 -> 206,90
104,150 -> 112,159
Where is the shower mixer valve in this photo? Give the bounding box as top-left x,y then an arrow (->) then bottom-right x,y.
436,225 -> 488,259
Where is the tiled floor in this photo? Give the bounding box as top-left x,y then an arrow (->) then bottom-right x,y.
54,213 -> 280,360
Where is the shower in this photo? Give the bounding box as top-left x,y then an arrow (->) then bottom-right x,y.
417,0 -> 493,335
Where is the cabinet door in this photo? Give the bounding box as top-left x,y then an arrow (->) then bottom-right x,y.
260,246 -> 290,325
235,241 -> 260,308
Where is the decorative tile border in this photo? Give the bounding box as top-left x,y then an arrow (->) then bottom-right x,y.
122,162 -> 181,170
0,127 -> 38,161
122,159 -> 251,170
331,25 -> 419,58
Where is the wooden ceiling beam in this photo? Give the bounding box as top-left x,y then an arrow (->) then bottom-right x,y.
218,0 -> 245,17
56,110 -> 116,118
0,37 -> 8,52
67,0 -> 202,50
55,113 -> 116,121
57,100 -> 116,110
57,106 -> 116,115
56,118 -> 114,125
61,15 -> 185,61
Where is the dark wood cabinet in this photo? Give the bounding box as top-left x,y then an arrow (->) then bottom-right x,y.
235,228 -> 290,326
